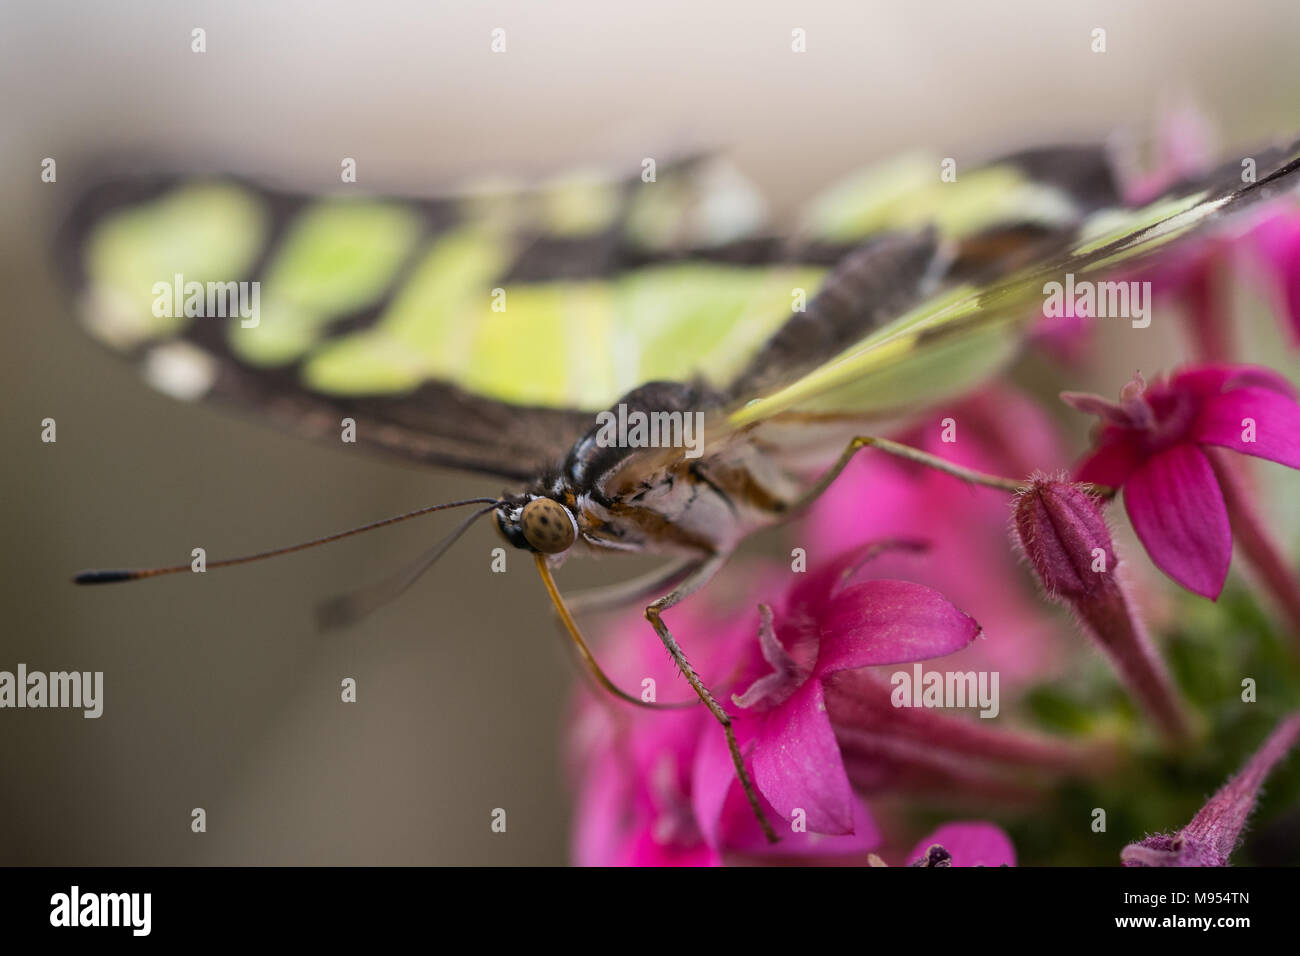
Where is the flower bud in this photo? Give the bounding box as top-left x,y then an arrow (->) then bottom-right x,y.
1014,479 -> 1115,599
1014,478 -> 1191,743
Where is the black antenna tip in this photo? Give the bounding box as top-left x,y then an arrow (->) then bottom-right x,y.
73,569 -> 137,585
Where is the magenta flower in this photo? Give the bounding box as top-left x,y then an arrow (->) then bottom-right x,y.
906,822 -> 1017,867
572,706 -> 717,867
571,545 -> 996,864
571,540 -> 1102,866
570,576 -> 887,866
1122,711 -> 1300,866
1065,365 -> 1300,599
715,544 -> 981,837
1249,207 -> 1300,346
804,386 -> 1069,688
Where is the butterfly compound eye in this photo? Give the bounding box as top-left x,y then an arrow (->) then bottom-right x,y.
520,498 -> 576,554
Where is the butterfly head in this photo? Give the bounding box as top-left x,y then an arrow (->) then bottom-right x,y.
495,494 -> 578,555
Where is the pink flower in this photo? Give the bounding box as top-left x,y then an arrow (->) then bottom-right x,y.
570,570 -> 889,866
571,546 -> 984,864
1065,365 -> 1300,598
717,545 -> 981,837
804,386 -> 1069,688
1122,711 -> 1300,866
1249,207 -> 1300,346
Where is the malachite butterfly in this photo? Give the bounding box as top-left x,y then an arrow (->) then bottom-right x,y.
62,135 -> 1300,842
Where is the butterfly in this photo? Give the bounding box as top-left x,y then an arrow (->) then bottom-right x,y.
60,137 -> 1300,841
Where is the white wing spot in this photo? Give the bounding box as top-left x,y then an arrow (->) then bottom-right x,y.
142,342 -> 218,401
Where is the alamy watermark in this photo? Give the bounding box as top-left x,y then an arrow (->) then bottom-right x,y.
152,274 -> 260,328
890,664 -> 999,718
50,886 -> 150,936
1043,273 -> 1151,329
1,664 -> 102,718
593,403 -> 705,459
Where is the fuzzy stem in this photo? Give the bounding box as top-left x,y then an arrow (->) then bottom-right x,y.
1180,711 -> 1300,860
1182,254 -> 1235,363
826,672 -> 1111,774
1075,581 -> 1194,744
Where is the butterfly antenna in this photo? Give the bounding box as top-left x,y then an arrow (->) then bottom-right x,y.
73,497 -> 503,585
316,503 -> 498,631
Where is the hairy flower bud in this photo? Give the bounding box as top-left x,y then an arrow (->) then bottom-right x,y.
1014,478 -> 1190,742
1015,479 -> 1115,599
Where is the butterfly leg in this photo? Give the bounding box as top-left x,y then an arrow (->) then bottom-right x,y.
785,434 -> 1028,516
644,552 -> 780,845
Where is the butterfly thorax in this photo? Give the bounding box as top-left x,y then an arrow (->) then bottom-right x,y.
495,382 -> 798,559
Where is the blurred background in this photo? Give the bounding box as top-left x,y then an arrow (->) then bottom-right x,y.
2,0 -> 1300,865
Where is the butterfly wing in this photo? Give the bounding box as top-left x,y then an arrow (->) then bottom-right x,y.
55,141 -> 1164,483
57,159 -> 836,479
727,135 -> 1300,430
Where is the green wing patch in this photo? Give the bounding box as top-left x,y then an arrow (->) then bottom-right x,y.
81,182 -> 268,349
804,153 -> 1073,242
233,199 -> 424,366
68,160 -> 809,412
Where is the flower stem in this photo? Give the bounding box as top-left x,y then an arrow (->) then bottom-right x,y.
1075,581 -> 1195,744
827,672 -> 1112,773
1209,450 -> 1300,644
1182,254 -> 1235,363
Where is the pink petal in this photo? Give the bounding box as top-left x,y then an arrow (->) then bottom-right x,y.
784,538 -> 902,616
621,829 -> 719,867
1172,363 -> 1297,400
1124,444 -> 1232,598
695,719 -> 884,858
1251,212 -> 1300,345
1193,385 -> 1300,468
1169,364 -> 1243,397
718,779 -> 883,858
909,822 -> 1017,867
816,579 -> 980,675
751,680 -> 856,835
690,715 -> 753,850
1075,435 -> 1143,487
571,763 -> 627,867
766,793 -> 882,857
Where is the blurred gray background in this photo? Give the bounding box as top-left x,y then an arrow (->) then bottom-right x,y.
2,0 -> 1299,865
